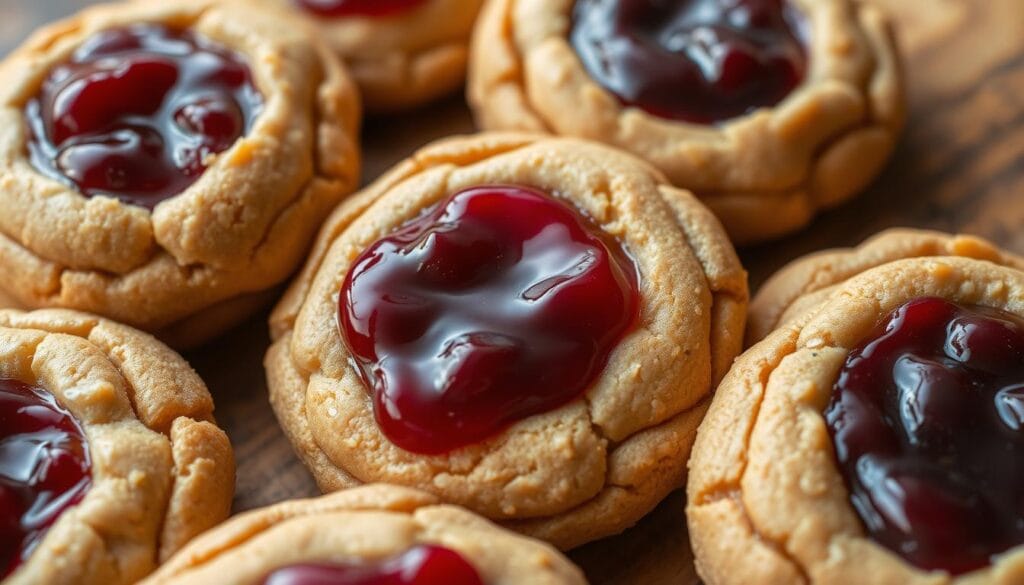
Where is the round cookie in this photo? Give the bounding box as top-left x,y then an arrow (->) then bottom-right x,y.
468,0 -> 906,244
258,0 -> 483,112
267,132 -> 748,549
687,255 -> 1024,584
747,228 -> 1024,344
0,308 -> 234,585
140,484 -> 587,584
0,0 -> 361,348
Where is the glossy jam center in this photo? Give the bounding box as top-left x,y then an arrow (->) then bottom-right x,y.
338,185 -> 640,454
826,298 -> 1024,575
0,379 -> 91,577
294,0 -> 428,18
25,24 -> 262,209
570,0 -> 807,124
260,545 -> 484,585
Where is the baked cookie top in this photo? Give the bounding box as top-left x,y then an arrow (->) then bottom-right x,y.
0,309 -> 233,585
468,0 -> 905,244
261,0 -> 482,111
747,228 -> 1024,344
267,132 -> 747,549
141,484 -> 587,585
688,254 -> 1024,584
0,0 -> 360,346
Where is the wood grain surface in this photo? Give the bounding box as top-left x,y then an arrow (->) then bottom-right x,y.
2,1 -> 1023,583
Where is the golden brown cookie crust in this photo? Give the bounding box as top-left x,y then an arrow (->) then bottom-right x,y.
260,0 -> 482,112
0,285 -> 280,351
0,309 -> 234,585
747,228 -> 1024,345
687,256 -> 1024,585
266,132 -> 747,549
0,0 -> 361,348
141,484 -> 588,585
467,0 -> 906,244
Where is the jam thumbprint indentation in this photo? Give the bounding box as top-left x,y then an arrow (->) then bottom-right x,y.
294,0 -> 428,18
260,545 -> 484,585
25,24 -> 263,210
339,185 -> 640,454
570,0 -> 807,124
0,379 -> 91,577
827,298 -> 1024,575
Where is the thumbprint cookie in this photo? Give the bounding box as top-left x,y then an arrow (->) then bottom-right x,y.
468,0 -> 905,244
141,484 -> 587,585
747,228 -> 1024,344
266,133 -> 748,549
0,309 -> 233,585
0,0 -> 361,348
264,133 -> 745,549
689,252 -> 1024,584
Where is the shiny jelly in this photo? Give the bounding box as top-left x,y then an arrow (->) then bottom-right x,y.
826,298 -> 1024,575
570,0 -> 807,124
260,545 -> 484,585
25,24 -> 262,209
339,185 -> 639,454
0,379 -> 91,577
294,0 -> 428,18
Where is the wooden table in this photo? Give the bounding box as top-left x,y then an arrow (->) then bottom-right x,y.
2,1 -> 1022,583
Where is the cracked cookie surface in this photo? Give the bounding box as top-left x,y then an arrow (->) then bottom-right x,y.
747,229 -> 1024,345
467,0 -> 905,244
688,254 -> 1024,585
0,308 -> 234,585
141,484 -> 587,585
267,132 -> 748,549
0,0 -> 361,348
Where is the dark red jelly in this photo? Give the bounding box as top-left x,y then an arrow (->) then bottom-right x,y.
570,0 -> 807,124
25,24 -> 262,209
826,298 -> 1024,575
260,545 -> 484,585
294,0 -> 428,18
0,378 -> 91,577
338,185 -> 639,454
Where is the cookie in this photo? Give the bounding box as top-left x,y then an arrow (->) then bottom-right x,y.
688,254 -> 1024,584
258,0 -> 483,112
0,309 -> 233,585
267,132 -> 748,549
140,484 -> 587,584
468,0 -> 906,244
0,0 -> 361,348
747,228 -> 1024,344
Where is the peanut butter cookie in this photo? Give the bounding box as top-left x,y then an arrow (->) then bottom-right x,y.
0,0 -> 361,348
748,228 -> 1024,344
267,133 -> 748,549
468,0 -> 905,244
689,254 -> 1024,584
259,0 -> 482,112
0,309 -> 233,585
141,484 -> 587,585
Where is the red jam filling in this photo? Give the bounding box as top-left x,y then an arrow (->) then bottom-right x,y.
570,0 -> 807,124
260,545 -> 484,585
826,298 -> 1024,575
25,24 -> 262,210
338,185 -> 640,454
0,379 -> 91,577
294,0 -> 428,18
